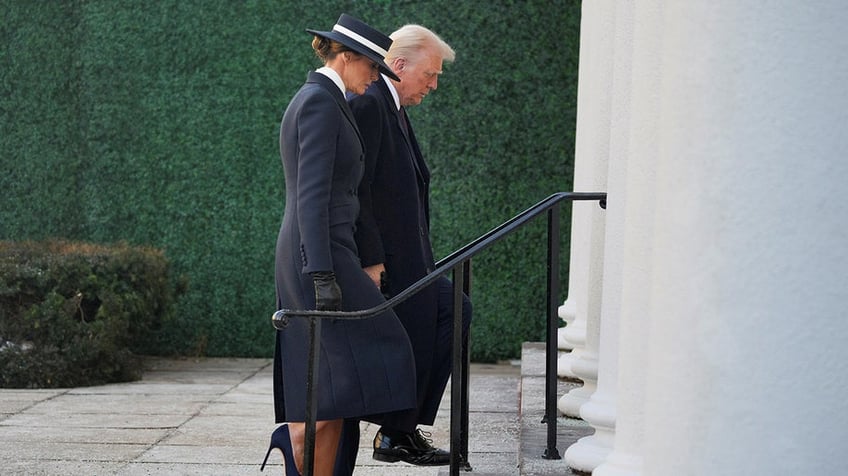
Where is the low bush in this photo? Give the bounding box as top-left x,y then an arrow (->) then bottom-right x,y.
0,240 -> 184,388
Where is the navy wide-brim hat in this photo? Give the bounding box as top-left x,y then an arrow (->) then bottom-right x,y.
307,13 -> 400,82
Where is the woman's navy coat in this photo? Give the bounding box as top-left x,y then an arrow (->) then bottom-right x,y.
273,71 -> 416,423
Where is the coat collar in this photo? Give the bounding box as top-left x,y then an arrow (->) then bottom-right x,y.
306,71 -> 364,147
380,73 -> 402,110
371,77 -> 411,142
368,76 -> 429,183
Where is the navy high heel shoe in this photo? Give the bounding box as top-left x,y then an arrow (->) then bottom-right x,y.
261,424 -> 300,475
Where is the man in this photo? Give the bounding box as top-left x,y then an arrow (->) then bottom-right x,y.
348,24 -> 472,467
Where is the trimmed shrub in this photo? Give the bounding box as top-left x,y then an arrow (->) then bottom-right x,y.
0,240 -> 184,388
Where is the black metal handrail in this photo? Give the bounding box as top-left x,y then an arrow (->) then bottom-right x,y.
272,191 -> 607,476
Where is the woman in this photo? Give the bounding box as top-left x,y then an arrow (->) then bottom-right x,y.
262,14 -> 417,476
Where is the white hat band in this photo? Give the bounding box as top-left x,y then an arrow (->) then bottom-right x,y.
332,24 -> 388,58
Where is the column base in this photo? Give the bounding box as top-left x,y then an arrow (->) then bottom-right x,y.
558,346 -> 592,378
593,451 -> 643,476
558,326 -> 575,351
558,381 -> 595,417
564,429 -> 614,474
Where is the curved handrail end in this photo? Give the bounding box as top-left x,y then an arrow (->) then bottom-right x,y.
271,310 -> 289,330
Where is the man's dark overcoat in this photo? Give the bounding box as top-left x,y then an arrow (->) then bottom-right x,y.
349,77 -> 452,427
273,72 -> 416,424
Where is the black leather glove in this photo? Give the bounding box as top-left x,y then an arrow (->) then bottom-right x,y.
311,271 -> 342,311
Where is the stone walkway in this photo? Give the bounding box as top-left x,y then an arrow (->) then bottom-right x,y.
0,344 -> 590,475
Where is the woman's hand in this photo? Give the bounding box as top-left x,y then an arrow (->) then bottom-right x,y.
311,271 -> 342,311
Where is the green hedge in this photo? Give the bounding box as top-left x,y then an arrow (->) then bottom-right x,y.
0,240 -> 182,387
0,1 -> 581,362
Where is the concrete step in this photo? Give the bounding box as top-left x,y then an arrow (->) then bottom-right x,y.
518,342 -> 593,476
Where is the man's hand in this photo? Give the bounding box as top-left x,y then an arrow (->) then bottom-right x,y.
311,271 -> 342,311
363,264 -> 386,290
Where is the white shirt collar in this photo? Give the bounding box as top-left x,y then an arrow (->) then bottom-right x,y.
382,73 -> 401,110
316,66 -> 345,95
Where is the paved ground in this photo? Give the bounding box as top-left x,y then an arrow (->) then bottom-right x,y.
0,344 -> 590,475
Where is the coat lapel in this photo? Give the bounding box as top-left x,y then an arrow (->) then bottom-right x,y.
373,78 -> 430,185
307,71 -> 365,149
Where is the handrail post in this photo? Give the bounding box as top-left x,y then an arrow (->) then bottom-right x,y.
459,259 -> 472,471
543,205 -> 562,459
303,316 -> 321,475
449,262 -> 466,476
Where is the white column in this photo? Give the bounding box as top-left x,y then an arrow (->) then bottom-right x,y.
558,0 -> 612,418
557,188 -> 590,379
557,295 -> 576,354
564,0 -> 632,472
643,2 -> 848,475
557,0 -> 604,372
593,2 -> 662,475
558,222 -> 587,371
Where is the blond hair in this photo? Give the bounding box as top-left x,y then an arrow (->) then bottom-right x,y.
386,25 -> 455,64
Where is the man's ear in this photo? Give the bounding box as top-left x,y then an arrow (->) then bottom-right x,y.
393,57 -> 406,72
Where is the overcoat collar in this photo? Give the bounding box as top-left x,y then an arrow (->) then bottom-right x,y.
306,71 -> 364,148
370,76 -> 429,184
372,77 -> 409,141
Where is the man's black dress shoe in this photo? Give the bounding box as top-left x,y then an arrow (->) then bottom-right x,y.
372,428 -> 450,466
